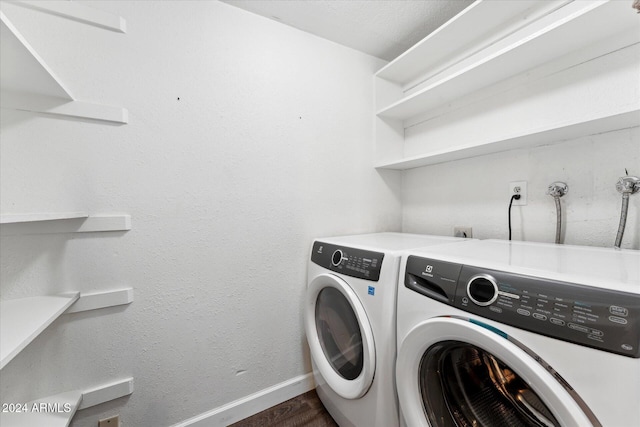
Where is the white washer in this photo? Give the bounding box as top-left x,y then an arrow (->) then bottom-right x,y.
305,233 -> 468,427
396,239 -> 640,427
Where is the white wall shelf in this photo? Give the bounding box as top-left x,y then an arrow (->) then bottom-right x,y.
375,1 -> 553,86
0,288 -> 134,370
0,378 -> 134,426
376,110 -> 639,170
0,390 -> 82,427
0,9 -> 127,124
374,0 -> 640,170
8,0 -> 127,33
0,6 -> 132,420
66,288 -> 134,314
0,212 -> 88,224
0,293 -> 80,370
0,214 -> 132,235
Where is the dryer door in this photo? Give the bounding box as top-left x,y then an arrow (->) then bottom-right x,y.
305,273 -> 375,399
396,317 -> 599,427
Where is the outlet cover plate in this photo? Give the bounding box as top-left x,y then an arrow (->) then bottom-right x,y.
454,226 -> 473,238
98,415 -> 120,427
509,181 -> 527,206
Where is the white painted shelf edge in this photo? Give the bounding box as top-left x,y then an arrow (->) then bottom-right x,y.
0,293 -> 80,370
375,1 -> 638,121
375,0 -> 546,84
79,377 -> 134,410
375,110 -> 639,170
0,91 -> 129,124
0,378 -> 134,426
0,214 -> 132,235
0,212 -> 88,224
0,9 -> 128,123
0,390 -> 82,427
6,0 -> 127,33
65,288 -> 134,314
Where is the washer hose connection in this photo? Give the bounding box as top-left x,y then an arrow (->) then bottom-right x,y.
547,182 -> 568,244
614,175 -> 640,249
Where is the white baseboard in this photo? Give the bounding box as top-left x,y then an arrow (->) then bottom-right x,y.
173,373 -> 315,427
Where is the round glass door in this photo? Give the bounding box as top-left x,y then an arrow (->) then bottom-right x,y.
315,287 -> 363,380
305,273 -> 375,399
396,317 -> 598,427
419,341 -> 558,427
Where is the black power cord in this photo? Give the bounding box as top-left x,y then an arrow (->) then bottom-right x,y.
508,194 -> 521,241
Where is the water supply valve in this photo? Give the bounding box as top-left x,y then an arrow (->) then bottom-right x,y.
547,182 -> 568,198
616,176 -> 640,195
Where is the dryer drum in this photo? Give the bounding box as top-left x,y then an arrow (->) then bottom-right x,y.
419,341 -> 559,427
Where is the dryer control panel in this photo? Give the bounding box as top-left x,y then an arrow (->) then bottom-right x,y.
405,256 -> 640,358
312,241 -> 384,282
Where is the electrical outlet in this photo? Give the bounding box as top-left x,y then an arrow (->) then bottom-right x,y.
98,415 -> 120,427
509,181 -> 527,206
454,227 -> 473,238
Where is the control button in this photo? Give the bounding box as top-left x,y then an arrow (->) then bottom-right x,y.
489,306 -> 502,314
609,306 -> 628,317
550,318 -> 565,326
331,250 -> 343,267
517,308 -> 531,316
467,274 -> 498,306
532,313 -> 547,321
568,323 -> 589,333
589,329 -> 604,337
498,290 -> 520,300
622,344 -> 634,351
609,316 -> 628,325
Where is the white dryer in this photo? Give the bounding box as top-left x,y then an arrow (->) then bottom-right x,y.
305,233 -> 468,427
396,239 -> 640,427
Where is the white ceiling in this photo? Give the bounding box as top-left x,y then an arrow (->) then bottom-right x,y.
221,0 -> 474,62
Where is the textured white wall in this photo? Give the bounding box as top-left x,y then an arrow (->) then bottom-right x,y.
402,127 -> 640,249
0,1 -> 398,426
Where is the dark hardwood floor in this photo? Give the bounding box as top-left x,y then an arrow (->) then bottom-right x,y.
229,390 -> 339,427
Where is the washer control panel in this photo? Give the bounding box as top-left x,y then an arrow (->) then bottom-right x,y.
312,241 -> 384,282
405,256 -> 640,358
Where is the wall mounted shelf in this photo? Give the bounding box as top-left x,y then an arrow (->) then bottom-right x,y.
0,212 -> 88,224
0,293 -> 80,369
0,378 -> 134,426
0,9 -> 127,124
0,5 -> 132,423
0,390 -> 82,427
375,0 -> 553,86
0,288 -> 133,370
0,213 -> 132,235
374,0 -> 640,170
376,109 -> 639,170
8,0 -> 127,33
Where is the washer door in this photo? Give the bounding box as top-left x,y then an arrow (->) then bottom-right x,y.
305,273 -> 375,399
396,317 -> 599,427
